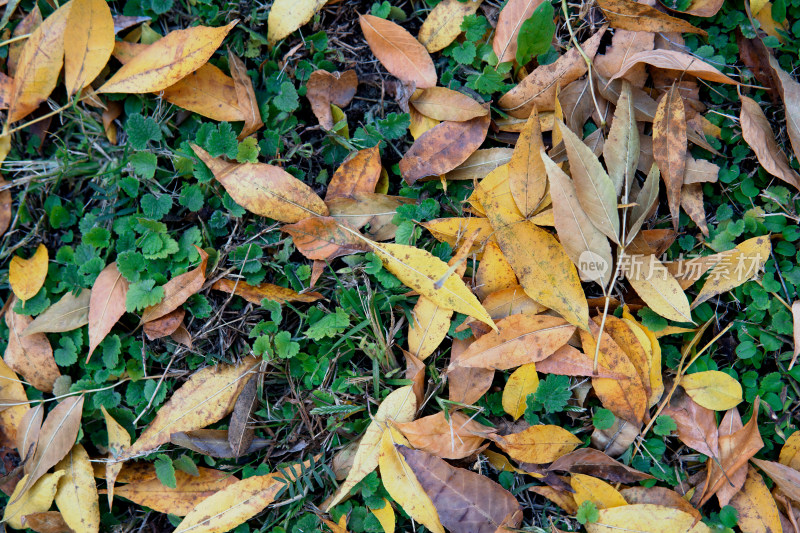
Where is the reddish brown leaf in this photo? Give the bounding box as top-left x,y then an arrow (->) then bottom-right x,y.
88,263 -> 129,361
752,458 -> 800,504
597,0 -> 707,34
228,49 -> 263,139
620,486 -> 702,520
548,448 -> 653,483
393,412 -> 489,460
359,15 -> 437,88
662,388 -> 719,458
306,70 -> 358,130
740,94 -> 800,190
653,83 -> 687,229
447,337 -> 494,406
211,278 -> 323,305
326,145 -> 382,200
536,345 -> 623,379
20,511 -> 72,533
142,308 -> 185,340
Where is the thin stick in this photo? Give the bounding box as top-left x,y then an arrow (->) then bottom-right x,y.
0,32 -> 30,48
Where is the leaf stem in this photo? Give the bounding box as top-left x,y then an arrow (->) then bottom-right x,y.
560,0 -> 605,127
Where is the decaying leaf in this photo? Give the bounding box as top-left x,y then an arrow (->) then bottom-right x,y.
597,0 -> 708,34
5,309 -> 60,393
211,278 -> 323,305
87,262 -> 129,361
360,15 -> 437,88
228,50 -> 263,139
393,411 -> 488,459
228,373 -> 257,457
586,504 -> 713,532
326,145 -> 382,200
622,253 -> 693,323
418,0 -> 483,53
282,216 -> 369,260
306,69 -> 358,130
508,108 -> 547,217
571,473 -> 627,509
4,471 -> 65,530
693,235 -> 771,307
549,447 -> 653,483
653,83 -> 687,229
101,406 -> 130,509
729,466 -> 783,533
611,49 -> 739,85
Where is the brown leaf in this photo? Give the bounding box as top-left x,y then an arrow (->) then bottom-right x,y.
446,148 -> 514,181
8,5 -> 43,78
735,32 -> 779,102
597,0 -> 708,34
681,183 -> 709,236
4,310 -> 60,393
409,87 -> 488,122
684,156 -> 720,184
493,0 -> 546,63
594,30 -> 655,88
170,429 -> 269,458
228,50 -> 263,139
448,337 -> 494,405
229,374 -> 258,457
591,416 -> 641,457
17,403 -> 43,463
141,246 -> 208,324
766,55 -> 800,158
211,278 -> 323,305
20,511 -> 72,533
739,94 -> 800,189
611,49 -> 739,85
88,263 -> 129,361
306,70 -> 358,130
360,15 -> 437,88
326,145 -> 382,200
402,349 -> 426,408
398,445 -> 522,532
662,388 -> 719,458
752,458 -> 800,503
393,411 -> 489,460
536,345 -> 622,378
729,465 -> 783,533
399,114 -> 490,184
192,145 -> 329,222
142,308 -> 185,340
14,396 -> 83,503
327,193 -> 414,241
282,216 -> 369,260
653,83 -> 687,229
549,448 -> 653,483
449,315 -> 575,370
499,28 -> 606,117
620,486 -> 702,520
23,290 -> 90,336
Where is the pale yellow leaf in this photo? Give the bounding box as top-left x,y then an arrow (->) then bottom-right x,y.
501,363 -> 539,420
680,370 -> 742,411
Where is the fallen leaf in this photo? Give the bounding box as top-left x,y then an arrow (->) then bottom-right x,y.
399,114 -> 490,184
360,15 -> 437,88
499,28 -> 606,117
781,430 -> 800,470
680,183 -> 709,237
120,357 -> 259,460
620,486 -> 701,520
410,87 -> 487,122
228,49 -> 263,139
409,106 -> 440,139
752,458 -> 800,505
604,80 -> 639,198
142,308 -> 184,340
228,374 -> 257,458
535,345 -> 622,378
9,244 -> 48,303
98,22 -> 237,93
141,246 -> 208,324
493,0 -> 546,64
597,0 -> 708,34
17,403 -> 43,462
101,406 -> 130,510
4,471 -> 65,529
326,386 -> 417,510
662,388 -> 719,457
211,278 -> 322,305
403,350 -> 426,408
571,473 -> 627,509
502,363 -> 540,420
446,148 -> 514,181
529,485 -> 578,514
680,370 -> 742,411
684,156 -> 720,184
549,448 -> 653,483
306,69 -> 358,130
508,108 -> 547,217
5,309 -> 60,393
448,337 -> 495,405
477,285 -> 547,320
170,429 -> 269,458
693,235 -> 771,307
622,253 -> 693,323
475,241 -> 517,300
398,445 -> 522,532
491,425 -> 581,464
20,511 -> 72,533
114,467 -> 238,516
282,216 -> 369,260
418,0 -> 483,52
23,289 -> 90,336
8,3 -> 71,122
87,263 -> 129,360
769,55 -> 800,161
421,217 -> 494,253
54,444 -> 100,533
611,49 -> 738,85
15,396 -> 83,503
326,145 -> 382,200
653,83 -> 687,229
370,499 -> 396,533
408,296 -> 452,361
393,411 -> 488,459
741,93 -> 800,190
586,504 -> 713,532
267,0 -> 326,44
63,0 -> 114,95
729,465 -> 783,533
378,430 -> 445,533
8,5 -> 43,78
627,164 -> 661,244
594,30 -> 655,88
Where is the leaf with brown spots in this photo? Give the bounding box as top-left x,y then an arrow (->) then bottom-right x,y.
4,309 -> 60,393
282,216 -> 370,260
596,0 -> 707,34
211,278 -> 323,305
653,83 -> 687,229
393,411 -> 489,459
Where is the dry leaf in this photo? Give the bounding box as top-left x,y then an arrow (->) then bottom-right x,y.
282,216 -> 369,260
418,0 -> 482,52
267,0 -> 327,44
54,444 -> 100,533
681,183 -> 709,237
9,244 -> 48,303
4,471 -> 65,529
586,504 -> 713,532
141,246 -> 208,324
620,486 -> 701,520
781,430 -> 800,470
398,445 -> 522,532
98,22 -> 237,94
475,241 -> 517,300
693,235 -> 771,307
306,69 -> 358,130
5,309 -> 60,393
87,263 -> 129,360
360,15 -> 437,88
421,217 -> 494,254
8,5 -> 42,78
729,466 -> 783,533
571,473 -> 627,509
605,80 -> 639,198
662,388 -> 719,457
17,403 -> 43,462
752,458 -> 800,504
228,50 -> 263,139
594,30 -> 655,88
597,0 -> 708,34
410,87 -> 487,122
170,429 -> 269,458
623,253 -> 693,323
393,411 -> 488,459
142,308 -> 184,340
680,370 -> 743,411
740,94 -> 800,189
20,511 -> 72,533
611,49 -> 738,85
23,289 -> 90,336
63,0 -> 114,95
228,374 -> 257,457
535,345 -> 622,379
549,448 -> 653,483
408,296 -> 452,361
491,425 -> 581,464
508,108 -> 547,217
120,357 -> 259,460
370,500 -> 395,533
193,144 -> 328,222
211,278 -> 322,305
653,84 -> 687,230
399,114 -> 490,184
502,363 -> 539,420
326,145 -> 382,200
446,148 -> 514,181
101,406 -> 130,509
493,0 -> 546,64
627,164 -> 661,244
448,337 -> 495,405
0,357 -> 29,448
327,193 -> 414,241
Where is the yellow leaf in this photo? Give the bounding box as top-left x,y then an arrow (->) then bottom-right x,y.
100,406 -> 131,509
693,236 -> 771,308
408,296 -> 452,360
64,0 -> 114,95
120,356 -> 260,460
624,253 -> 693,322
680,370 -> 742,411
326,386 -> 417,510
421,217 -> 494,255
570,474 -> 627,509
409,106 -> 440,140
378,429 -> 445,533
418,0 -> 483,52
622,306 -> 663,407
9,244 -> 48,302
54,444 -> 100,533
370,499 -> 396,533
371,242 -> 496,331
8,3 -> 71,123
587,504 -> 713,533
475,241 -> 518,300
508,109 -> 547,217
492,425 -> 581,463
0,357 -> 28,448
780,430 -> 800,469
729,466 -> 783,533
3,471 -> 65,529
98,22 -> 237,94
267,0 -> 327,44
502,363 -> 539,420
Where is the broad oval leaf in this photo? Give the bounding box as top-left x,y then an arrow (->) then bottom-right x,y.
64,0 -> 114,95
570,473 -> 627,509
267,0 -> 327,44
360,15 -> 437,88
408,296 -> 453,360
502,363 -> 539,420
306,69 -> 358,130
393,411 -> 489,459
491,425 -> 581,463
9,244 -> 48,302
326,144 -> 382,200
5,309 -> 60,393
88,263 -> 129,360
4,471 -> 65,529
680,370 -> 742,411
418,0 -> 483,53
54,444 -> 100,533
409,87 -> 488,122
101,406 -> 130,509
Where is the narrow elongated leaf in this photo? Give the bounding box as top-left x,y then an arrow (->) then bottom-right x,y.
101,406 -> 130,509
120,357 -> 259,460
740,94 -> 800,189
23,289 -> 90,336
627,164 -> 660,244
493,0 -> 545,63
418,0 -> 483,52
9,244 -> 48,302
596,0 -> 707,34
769,54 -> 800,161
228,374 -> 257,457
5,309 -> 60,393
98,22 -> 237,94
211,278 -> 323,305
604,81 -> 639,197
170,429 -> 270,458
653,84 -> 687,229
360,15 -> 437,88
610,50 -> 739,85
228,50 -> 263,139
446,148 -> 514,181
64,0 -> 114,95
141,246 -> 208,324
17,403 -> 43,462
693,235 -> 771,307
54,444 -> 100,533
729,466 -> 782,533
88,263 -> 128,360
752,458 -> 800,504
267,0 -> 327,44
586,504 -> 713,533
509,109 -> 547,217
326,145 -> 382,200
549,448 -> 653,483
398,446 -> 522,532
